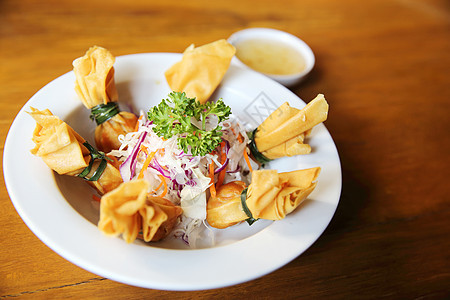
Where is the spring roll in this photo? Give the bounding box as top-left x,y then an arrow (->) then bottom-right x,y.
28,107 -> 122,195
165,39 -> 236,104
98,180 -> 182,243
73,46 -> 137,153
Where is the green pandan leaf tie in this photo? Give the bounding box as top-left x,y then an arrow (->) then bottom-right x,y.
77,142 -> 111,181
240,187 -> 258,225
77,158 -> 94,178
248,128 -> 272,165
90,102 -> 120,125
86,158 -> 108,182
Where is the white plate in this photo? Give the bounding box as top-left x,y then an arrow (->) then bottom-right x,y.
3,53 -> 341,291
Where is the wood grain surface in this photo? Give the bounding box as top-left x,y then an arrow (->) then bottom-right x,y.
1,0 -> 449,298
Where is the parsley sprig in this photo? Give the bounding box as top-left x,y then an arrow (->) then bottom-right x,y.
147,92 -> 231,156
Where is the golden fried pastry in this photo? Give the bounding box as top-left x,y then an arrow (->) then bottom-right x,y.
73,46 -> 137,153
165,39 -> 236,104
252,94 -> 328,160
246,168 -> 320,220
206,181 -> 248,229
28,107 -> 122,195
98,180 -> 182,243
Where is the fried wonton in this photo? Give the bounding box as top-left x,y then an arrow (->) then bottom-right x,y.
142,196 -> 183,242
254,94 -> 328,159
73,46 -> 118,108
165,39 -> 236,104
245,168 -> 320,220
28,107 -> 122,195
29,108 -> 89,174
206,181 -> 248,229
207,167 -> 320,227
98,180 -> 182,243
73,46 -> 137,153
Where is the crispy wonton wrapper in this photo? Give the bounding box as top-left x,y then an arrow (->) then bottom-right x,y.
165,39 -> 236,104
73,46 -> 137,153
98,180 -> 182,243
254,94 -> 328,159
206,168 -> 320,228
73,46 -> 118,108
28,107 -> 122,195
246,168 -> 320,220
206,181 -> 248,229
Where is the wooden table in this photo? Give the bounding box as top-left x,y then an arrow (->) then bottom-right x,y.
1,0 -> 449,298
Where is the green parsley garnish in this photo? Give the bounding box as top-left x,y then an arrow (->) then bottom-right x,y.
147,92 -> 231,156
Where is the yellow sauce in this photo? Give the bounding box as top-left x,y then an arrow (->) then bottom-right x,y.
235,39 -> 306,75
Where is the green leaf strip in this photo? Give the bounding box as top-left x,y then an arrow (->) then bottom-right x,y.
248,129 -> 272,165
86,158 -> 108,182
90,102 -> 120,125
77,157 -> 94,178
77,142 -> 109,181
240,187 -> 258,225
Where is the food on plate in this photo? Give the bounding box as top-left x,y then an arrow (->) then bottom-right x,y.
206,168 -> 320,229
73,46 -> 138,153
245,168 -> 320,220
28,107 -> 122,195
206,181 -> 248,229
28,90 -> 326,245
107,91 -> 257,245
103,91 -> 323,242
98,179 -> 182,243
29,45 -> 329,246
146,91 -> 231,156
250,94 -> 328,162
165,39 -> 236,104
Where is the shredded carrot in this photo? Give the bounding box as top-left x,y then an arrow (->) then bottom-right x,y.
216,141 -> 227,189
146,175 -> 166,198
139,144 -> 148,156
138,150 -> 156,179
92,194 -> 101,202
208,161 -> 217,198
134,115 -> 143,132
153,180 -> 164,193
238,134 -> 253,173
158,174 -> 168,197
243,149 -> 253,173
237,134 -> 243,143
136,145 -> 167,196
156,148 -> 169,170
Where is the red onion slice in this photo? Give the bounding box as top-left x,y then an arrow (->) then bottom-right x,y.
119,128 -> 148,181
226,165 -> 241,173
214,140 -> 230,174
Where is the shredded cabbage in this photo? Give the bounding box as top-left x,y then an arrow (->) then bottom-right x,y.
109,111 -> 256,246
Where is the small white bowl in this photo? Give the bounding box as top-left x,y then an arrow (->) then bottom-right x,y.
228,28 -> 315,87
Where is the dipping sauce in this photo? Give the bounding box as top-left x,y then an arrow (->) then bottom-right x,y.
235,39 -> 306,75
